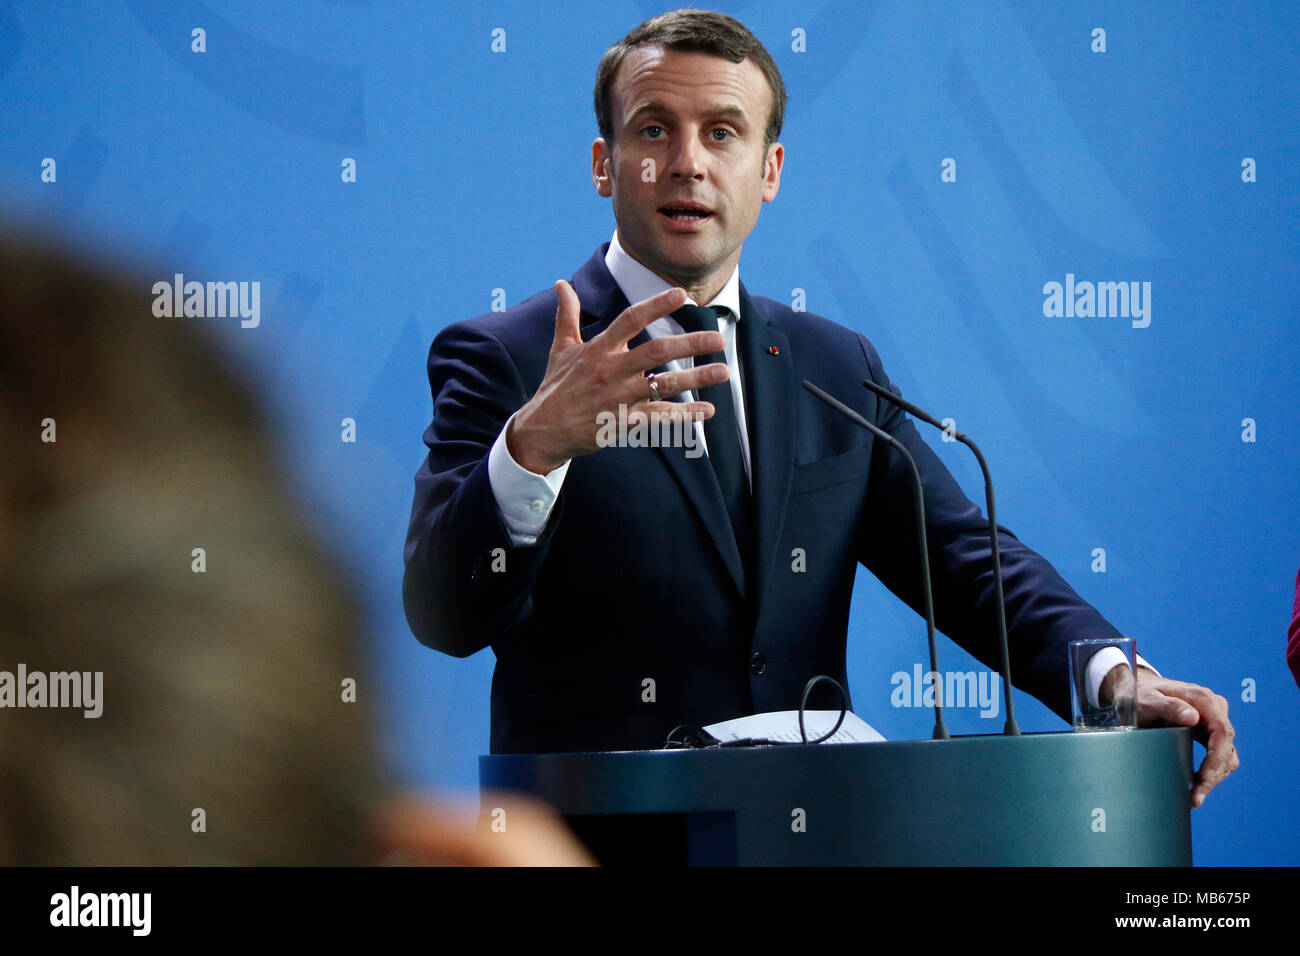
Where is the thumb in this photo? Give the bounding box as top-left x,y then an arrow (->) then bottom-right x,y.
552,279 -> 582,350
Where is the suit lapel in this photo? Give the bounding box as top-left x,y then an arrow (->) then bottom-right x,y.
573,243 -> 630,336
736,283 -> 795,617
571,246 -> 746,598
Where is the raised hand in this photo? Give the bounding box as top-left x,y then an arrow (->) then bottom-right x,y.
506,280 -> 729,475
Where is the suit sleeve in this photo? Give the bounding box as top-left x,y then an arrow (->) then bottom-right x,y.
402,320 -> 563,657
852,333 -> 1125,722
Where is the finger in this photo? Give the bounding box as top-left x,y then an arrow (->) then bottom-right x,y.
1188,696 -> 1237,808
552,279 -> 582,350
627,362 -> 729,405
620,330 -> 726,376
599,287 -> 689,350
623,401 -> 716,422
1192,732 -> 1239,808
1138,683 -> 1199,728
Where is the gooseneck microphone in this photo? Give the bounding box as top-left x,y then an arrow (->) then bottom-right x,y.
801,380 -> 949,741
861,378 -> 1019,736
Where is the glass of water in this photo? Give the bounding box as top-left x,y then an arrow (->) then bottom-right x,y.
1068,637 -> 1138,731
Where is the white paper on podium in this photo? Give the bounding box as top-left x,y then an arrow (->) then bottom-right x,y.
702,710 -> 886,744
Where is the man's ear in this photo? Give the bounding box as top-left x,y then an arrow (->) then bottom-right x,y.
593,138 -> 613,198
762,141 -> 784,203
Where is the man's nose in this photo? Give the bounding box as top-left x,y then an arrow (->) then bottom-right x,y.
666,132 -> 705,179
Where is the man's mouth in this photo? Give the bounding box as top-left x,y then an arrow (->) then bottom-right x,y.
659,203 -> 713,221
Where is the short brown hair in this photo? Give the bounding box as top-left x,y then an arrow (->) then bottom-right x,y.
594,9 -> 787,156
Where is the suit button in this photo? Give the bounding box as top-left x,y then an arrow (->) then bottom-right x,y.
750,652 -> 767,675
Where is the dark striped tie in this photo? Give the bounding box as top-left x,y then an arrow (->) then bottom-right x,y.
671,304 -> 753,568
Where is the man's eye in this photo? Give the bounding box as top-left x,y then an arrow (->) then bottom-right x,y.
642,126 -> 664,138
710,128 -> 734,141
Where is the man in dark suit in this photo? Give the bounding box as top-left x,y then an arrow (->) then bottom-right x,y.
403,10 -> 1236,806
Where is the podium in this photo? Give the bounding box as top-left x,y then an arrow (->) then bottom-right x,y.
480,727 -> 1195,865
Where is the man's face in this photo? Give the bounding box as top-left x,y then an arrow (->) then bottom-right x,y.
593,46 -> 783,291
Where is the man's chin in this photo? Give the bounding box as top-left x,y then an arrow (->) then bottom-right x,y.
620,231 -> 721,285
645,244 -> 717,281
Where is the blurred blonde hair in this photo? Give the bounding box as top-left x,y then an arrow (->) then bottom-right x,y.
0,233 -> 383,864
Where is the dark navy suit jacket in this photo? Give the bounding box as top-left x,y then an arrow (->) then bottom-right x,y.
402,244 -> 1123,753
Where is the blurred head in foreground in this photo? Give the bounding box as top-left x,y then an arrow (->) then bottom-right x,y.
0,232 -> 591,865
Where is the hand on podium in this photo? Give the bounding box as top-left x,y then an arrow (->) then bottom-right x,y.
1100,664 -> 1238,809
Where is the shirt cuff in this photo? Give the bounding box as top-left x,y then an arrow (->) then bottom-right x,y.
487,411 -> 570,546
1086,647 -> 1160,709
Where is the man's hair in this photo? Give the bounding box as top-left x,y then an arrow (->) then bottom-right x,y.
594,9 -> 787,156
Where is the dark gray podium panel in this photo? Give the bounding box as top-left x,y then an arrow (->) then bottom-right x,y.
481,728 -> 1194,865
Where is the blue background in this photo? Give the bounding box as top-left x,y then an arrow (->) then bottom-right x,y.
2,0 -> 1296,865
